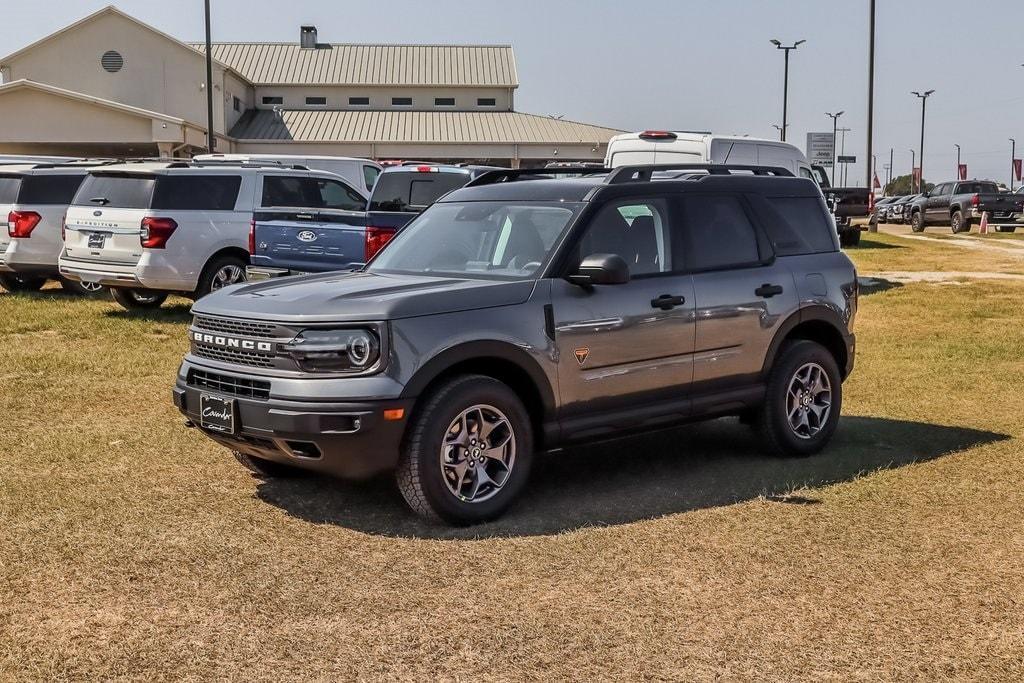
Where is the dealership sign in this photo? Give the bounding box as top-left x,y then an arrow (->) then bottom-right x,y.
806,132 -> 835,168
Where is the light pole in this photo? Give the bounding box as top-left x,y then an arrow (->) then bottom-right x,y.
911,90 -> 934,192
825,111 -> 844,185
770,39 -> 805,142
204,0 -> 215,152
954,144 -> 961,179
1011,138 -> 1017,191
865,0 -> 876,193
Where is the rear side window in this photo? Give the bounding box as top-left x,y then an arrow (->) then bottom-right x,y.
363,165 -> 380,191
369,172 -> 469,212
761,196 -> 838,256
680,195 -> 762,271
0,176 -> 23,204
261,176 -> 366,211
151,175 -> 241,210
73,174 -> 156,209
18,174 -> 86,205
955,182 -> 998,195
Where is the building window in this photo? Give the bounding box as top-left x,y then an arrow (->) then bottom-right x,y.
305,96 -> 327,106
262,96 -> 283,105
100,50 -> 124,73
349,96 -> 370,106
232,96 -> 241,112
477,97 -> 497,107
434,97 -> 455,107
392,97 -> 413,107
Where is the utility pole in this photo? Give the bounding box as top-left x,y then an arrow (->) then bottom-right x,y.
866,0 -> 876,228
911,90 -> 934,192
825,111 -> 844,185
204,0 -> 215,153
770,39 -> 805,142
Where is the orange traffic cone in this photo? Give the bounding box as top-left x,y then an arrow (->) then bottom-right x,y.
979,211 -> 989,234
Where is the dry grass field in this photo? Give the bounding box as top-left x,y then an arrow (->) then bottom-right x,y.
1,230 -> 1023,680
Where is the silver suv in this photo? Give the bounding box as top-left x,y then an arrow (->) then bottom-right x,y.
174,165 -> 858,525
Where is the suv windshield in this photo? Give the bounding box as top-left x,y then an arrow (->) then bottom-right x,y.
368,201 -> 580,279
369,171 -> 470,212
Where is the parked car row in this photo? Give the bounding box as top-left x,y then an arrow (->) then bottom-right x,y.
870,180 -> 1024,233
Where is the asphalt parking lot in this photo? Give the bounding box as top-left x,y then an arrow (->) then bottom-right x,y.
2,230 -> 1023,680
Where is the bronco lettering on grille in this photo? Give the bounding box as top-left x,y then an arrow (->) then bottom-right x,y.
192,331 -> 274,353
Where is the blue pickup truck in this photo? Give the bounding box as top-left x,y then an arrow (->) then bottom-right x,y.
247,164 -> 500,279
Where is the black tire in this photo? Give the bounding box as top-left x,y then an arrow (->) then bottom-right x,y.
996,225 -> 1016,233
59,277 -> 106,297
951,210 -> 969,233
755,339 -> 843,458
910,211 -> 925,232
110,287 -> 168,310
396,375 -> 534,525
195,254 -> 247,299
232,451 -> 301,478
0,272 -> 46,292
839,229 -> 861,247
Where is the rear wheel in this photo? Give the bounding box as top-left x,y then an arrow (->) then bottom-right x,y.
839,229 -> 861,247
232,451 -> 302,478
910,211 -> 925,232
110,287 -> 168,310
755,340 -> 842,457
195,254 -> 246,299
396,375 -> 533,525
951,210 -> 970,233
0,273 -> 46,292
59,277 -> 105,296
996,225 -> 1017,233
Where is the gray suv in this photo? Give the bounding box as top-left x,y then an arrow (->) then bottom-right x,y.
174,165 -> 858,525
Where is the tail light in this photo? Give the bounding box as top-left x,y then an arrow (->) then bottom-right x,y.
364,226 -> 397,262
140,217 -> 178,249
248,218 -> 256,254
639,130 -> 678,141
415,166 -> 439,173
971,193 -> 980,207
8,211 -> 42,238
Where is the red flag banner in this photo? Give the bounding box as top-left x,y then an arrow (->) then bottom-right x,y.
912,167 -> 922,186
1014,159 -> 1022,182
958,164 -> 968,181
873,172 -> 881,189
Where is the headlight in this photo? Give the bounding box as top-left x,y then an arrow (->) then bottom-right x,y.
281,328 -> 381,373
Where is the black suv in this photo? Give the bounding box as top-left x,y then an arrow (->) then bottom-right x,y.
174,165 -> 858,525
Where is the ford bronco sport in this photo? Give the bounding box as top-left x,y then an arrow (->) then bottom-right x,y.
174,164 -> 858,525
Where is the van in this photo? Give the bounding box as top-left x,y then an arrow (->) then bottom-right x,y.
605,131 -> 813,179
193,154 -> 381,198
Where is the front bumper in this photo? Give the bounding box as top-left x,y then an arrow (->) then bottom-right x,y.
174,369 -> 413,479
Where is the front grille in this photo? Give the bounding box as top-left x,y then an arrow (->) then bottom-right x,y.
188,369 -> 271,399
193,345 -> 276,369
193,315 -> 278,338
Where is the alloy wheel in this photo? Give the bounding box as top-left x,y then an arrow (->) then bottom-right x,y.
786,362 -> 832,439
211,264 -> 245,291
440,404 -> 516,503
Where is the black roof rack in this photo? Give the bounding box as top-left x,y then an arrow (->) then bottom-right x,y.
166,160 -> 310,170
465,166 -> 612,188
606,164 -> 794,184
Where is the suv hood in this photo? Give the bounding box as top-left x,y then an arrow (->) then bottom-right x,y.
192,270 -> 537,323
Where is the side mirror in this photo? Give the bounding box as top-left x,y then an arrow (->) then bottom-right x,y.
568,253 -> 630,287
922,191 -> 931,198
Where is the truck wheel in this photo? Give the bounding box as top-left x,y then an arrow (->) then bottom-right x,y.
951,210 -> 970,233
195,254 -> 247,299
59,277 -> 105,297
396,375 -> 534,525
839,229 -> 861,247
754,340 -> 842,457
996,226 -> 1016,233
910,212 -> 924,232
232,451 -> 301,478
0,273 -> 46,292
110,287 -> 168,310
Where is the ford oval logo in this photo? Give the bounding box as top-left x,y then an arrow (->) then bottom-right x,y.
297,230 -> 317,243
93,210 -> 103,217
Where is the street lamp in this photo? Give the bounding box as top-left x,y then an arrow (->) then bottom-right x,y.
825,111 -> 844,184
1011,138 -> 1017,191
911,90 -> 934,192
770,39 -> 805,142
954,144 -> 961,179
772,124 -> 789,137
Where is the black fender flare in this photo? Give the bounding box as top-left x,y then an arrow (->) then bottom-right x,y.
399,340 -> 557,416
760,305 -> 851,379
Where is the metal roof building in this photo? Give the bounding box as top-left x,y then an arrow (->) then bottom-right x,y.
0,6 -> 621,165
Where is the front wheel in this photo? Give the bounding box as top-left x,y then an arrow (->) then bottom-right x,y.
910,212 -> 925,232
396,375 -> 533,525
0,273 -> 46,292
110,287 -> 168,310
755,340 -> 842,457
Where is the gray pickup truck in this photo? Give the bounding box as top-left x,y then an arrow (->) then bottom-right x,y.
909,180 -> 1024,233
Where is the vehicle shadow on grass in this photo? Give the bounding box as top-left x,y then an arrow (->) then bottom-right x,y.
855,236 -> 905,250
103,303 -> 192,324
254,416 -> 1008,540
857,276 -> 904,296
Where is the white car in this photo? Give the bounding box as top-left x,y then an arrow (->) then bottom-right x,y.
604,130 -> 814,179
59,160 -> 367,310
193,154 -> 381,198
0,161 -> 115,294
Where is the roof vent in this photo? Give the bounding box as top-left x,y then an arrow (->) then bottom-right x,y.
101,50 -> 124,73
300,26 -> 317,49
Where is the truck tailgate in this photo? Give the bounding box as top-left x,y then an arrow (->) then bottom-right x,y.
976,193 -> 1024,216
251,210 -> 367,273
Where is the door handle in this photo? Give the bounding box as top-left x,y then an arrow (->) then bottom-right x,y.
651,294 -> 686,310
755,283 -> 784,298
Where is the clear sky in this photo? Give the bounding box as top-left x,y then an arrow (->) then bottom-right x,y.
3,0 -> 1022,186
